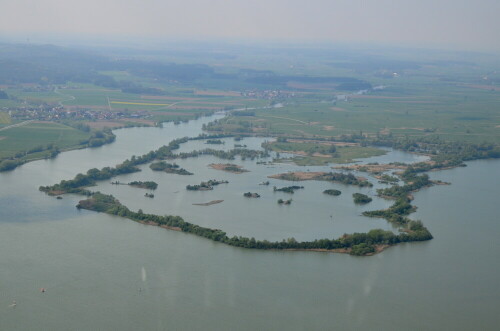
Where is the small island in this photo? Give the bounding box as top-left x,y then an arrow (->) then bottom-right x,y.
128,181 -> 158,190
186,179 -> 229,191
323,189 -> 341,196
206,139 -> 225,145
209,163 -> 249,174
278,199 -> 292,205
273,185 -> 304,194
269,171 -> 372,187
243,192 -> 261,198
193,200 -> 224,206
353,193 -> 372,204
150,161 -> 193,175
144,192 -> 155,198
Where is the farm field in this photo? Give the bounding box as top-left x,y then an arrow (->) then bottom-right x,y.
0,112 -> 10,125
210,81 -> 500,144
0,122 -> 91,159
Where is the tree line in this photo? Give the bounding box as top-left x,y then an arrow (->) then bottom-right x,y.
77,192 -> 432,255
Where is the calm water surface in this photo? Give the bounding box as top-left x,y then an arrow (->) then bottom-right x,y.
1,115 -> 499,330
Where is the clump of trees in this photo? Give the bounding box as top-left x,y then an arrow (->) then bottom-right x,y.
150,161 -> 193,175
318,172 -> 373,187
243,192 -> 260,198
273,186 -> 304,194
39,137 -> 191,193
206,139 -> 224,145
323,189 -> 341,196
86,129 -> 115,148
187,179 -> 228,191
353,193 -> 372,204
378,174 -> 399,184
174,148 -> 269,161
128,181 -> 158,190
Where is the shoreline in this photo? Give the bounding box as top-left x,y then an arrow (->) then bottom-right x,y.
193,200 -> 224,206
284,244 -> 390,255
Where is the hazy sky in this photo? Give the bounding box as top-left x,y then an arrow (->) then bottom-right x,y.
1,0 -> 499,51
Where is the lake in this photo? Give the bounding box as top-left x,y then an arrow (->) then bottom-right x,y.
1,114 -> 499,330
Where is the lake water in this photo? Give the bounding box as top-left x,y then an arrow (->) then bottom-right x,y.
1,115 -> 499,330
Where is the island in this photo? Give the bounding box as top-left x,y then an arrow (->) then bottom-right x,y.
150,161 -> 193,175
269,171 -> 372,187
243,192 -> 260,198
193,200 -> 224,206
186,179 -> 229,191
277,198 -> 293,205
128,181 -> 158,190
273,185 -> 304,194
209,163 -> 249,174
323,189 -> 341,196
38,128 -> 443,256
353,193 -> 372,204
206,139 -> 224,145
74,192 -> 433,256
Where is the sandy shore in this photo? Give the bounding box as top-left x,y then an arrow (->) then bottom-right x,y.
193,200 -> 224,206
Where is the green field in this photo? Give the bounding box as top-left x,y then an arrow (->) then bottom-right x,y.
265,141 -> 387,165
0,112 -> 10,124
1,43 -> 499,169
0,122 -> 91,160
210,80 -> 500,144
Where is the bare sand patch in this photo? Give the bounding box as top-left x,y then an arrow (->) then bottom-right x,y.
140,220 -> 182,231
330,107 -> 346,111
323,125 -> 335,131
193,200 -> 224,206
